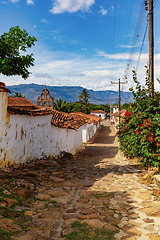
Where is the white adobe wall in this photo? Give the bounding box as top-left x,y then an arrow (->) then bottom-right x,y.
1,112 -> 83,166
113,107 -> 119,114
0,87 -> 99,167
82,122 -> 100,143
0,91 -> 10,166
91,112 -> 106,120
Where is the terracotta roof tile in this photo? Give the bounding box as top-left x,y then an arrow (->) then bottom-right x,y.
7,107 -> 52,116
112,109 -> 126,122
90,110 -> 106,114
0,82 -> 11,93
51,111 -> 101,130
8,97 -> 40,109
7,95 -> 101,128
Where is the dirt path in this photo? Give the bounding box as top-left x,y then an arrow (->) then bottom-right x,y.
0,120 -> 160,240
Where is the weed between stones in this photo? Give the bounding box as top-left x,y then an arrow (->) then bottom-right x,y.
65,221 -> 119,240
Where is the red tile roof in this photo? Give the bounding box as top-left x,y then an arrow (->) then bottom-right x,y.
7,107 -> 52,116
112,109 -> 126,123
0,82 -> 11,93
90,110 -> 106,114
6,96 -> 101,129
8,97 -> 40,109
51,111 -> 101,130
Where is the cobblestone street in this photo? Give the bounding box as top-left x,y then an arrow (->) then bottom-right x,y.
1,120 -> 160,240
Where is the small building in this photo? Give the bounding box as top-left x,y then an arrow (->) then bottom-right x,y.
8,97 -> 40,110
37,85 -> 54,109
112,105 -> 119,114
90,110 -> 106,120
110,109 -> 126,126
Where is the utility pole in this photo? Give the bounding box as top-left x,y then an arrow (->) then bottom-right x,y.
148,0 -> 154,97
111,79 -> 128,125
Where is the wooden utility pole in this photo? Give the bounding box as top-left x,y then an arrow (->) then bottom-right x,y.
111,79 -> 127,125
148,0 -> 154,97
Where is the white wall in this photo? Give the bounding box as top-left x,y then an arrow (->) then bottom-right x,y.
0,91 -> 10,167
0,90 -> 99,167
91,112 -> 106,120
113,107 -> 119,114
82,122 -> 100,143
0,110 -> 83,167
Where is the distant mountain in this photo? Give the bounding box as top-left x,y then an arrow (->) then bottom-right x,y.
7,83 -> 133,105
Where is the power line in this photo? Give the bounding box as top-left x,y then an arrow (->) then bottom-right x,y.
124,0 -> 134,53
136,18 -> 148,70
125,0 -> 147,78
111,0 -> 117,80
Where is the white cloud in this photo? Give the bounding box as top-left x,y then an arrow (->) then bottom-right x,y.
117,44 -> 140,49
81,48 -> 87,51
50,0 -> 95,14
99,6 -> 107,15
41,19 -> 48,23
26,0 -> 34,4
9,0 -> 19,3
3,44 -> 160,93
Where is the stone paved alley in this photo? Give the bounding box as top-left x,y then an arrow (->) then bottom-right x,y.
1,120 -> 160,240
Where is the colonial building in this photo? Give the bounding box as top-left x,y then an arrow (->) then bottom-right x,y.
0,82 -> 101,168
90,110 -> 107,120
37,85 -> 54,109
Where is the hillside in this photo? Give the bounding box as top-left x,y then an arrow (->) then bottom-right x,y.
7,84 -> 133,105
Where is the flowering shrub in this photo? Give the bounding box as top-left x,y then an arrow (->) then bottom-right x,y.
117,69 -> 160,168
124,110 -> 133,118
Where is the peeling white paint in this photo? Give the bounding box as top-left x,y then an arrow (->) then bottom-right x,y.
0,90 -> 100,167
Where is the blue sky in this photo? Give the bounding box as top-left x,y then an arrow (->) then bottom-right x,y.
0,0 -> 160,92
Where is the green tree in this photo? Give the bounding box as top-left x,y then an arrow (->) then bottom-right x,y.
12,92 -> 23,97
71,102 -> 88,114
0,26 -> 37,79
89,103 -> 110,113
121,102 -> 132,110
54,99 -> 66,111
79,88 -> 90,106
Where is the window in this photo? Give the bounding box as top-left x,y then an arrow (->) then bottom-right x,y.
42,94 -> 44,99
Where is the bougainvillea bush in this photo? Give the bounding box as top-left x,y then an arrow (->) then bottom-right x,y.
117,70 -> 160,168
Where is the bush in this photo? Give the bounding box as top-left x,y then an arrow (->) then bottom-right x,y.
117,69 -> 160,168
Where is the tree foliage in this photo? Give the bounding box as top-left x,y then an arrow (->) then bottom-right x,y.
89,103 -> 110,113
0,26 -> 37,79
54,99 -> 109,114
12,92 -> 23,97
54,99 -> 66,111
79,88 -> 90,106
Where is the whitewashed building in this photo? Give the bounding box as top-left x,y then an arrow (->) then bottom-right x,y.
90,110 -> 107,120
0,82 -> 101,168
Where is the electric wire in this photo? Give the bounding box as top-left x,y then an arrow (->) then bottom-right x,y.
136,18 -> 148,70
111,0 -> 117,82
124,0 -> 134,60
120,0 -> 134,84
153,0 -> 158,6
125,0 -> 147,78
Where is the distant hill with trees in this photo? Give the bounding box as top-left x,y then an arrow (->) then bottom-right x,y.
7,83 -> 133,105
